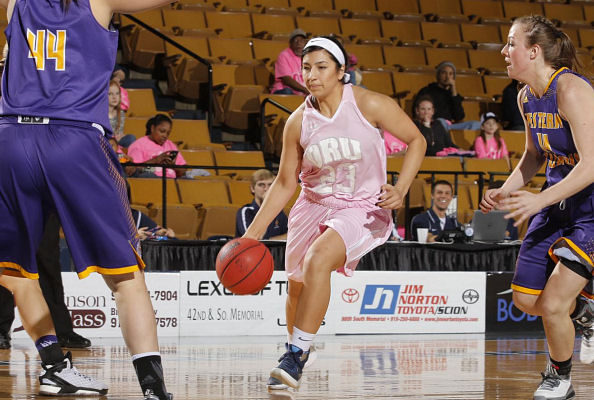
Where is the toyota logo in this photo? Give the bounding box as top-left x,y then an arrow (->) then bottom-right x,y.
462,289 -> 479,304
342,288 -> 360,303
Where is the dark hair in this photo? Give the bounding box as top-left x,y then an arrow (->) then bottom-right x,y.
413,94 -> 434,110
431,180 -> 453,193
302,35 -> 350,83
145,114 -> 172,136
478,120 -> 503,151
514,15 -> 581,72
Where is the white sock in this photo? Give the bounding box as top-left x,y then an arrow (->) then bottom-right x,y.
291,327 -> 315,353
287,332 -> 292,346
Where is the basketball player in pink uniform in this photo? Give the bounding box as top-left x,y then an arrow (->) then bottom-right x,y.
243,36 -> 426,389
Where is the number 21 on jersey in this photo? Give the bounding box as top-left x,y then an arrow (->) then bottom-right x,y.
27,29 -> 66,71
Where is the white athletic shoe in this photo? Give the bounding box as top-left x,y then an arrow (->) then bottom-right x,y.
39,352 -> 108,396
580,326 -> 594,364
533,362 -> 574,400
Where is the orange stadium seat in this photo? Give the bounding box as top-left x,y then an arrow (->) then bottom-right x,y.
418,157 -> 464,182
165,36 -> 210,58
251,39 -> 288,65
344,44 -> 385,69
179,150 -> 216,175
151,204 -> 203,239
208,38 -> 254,64
450,129 -> 478,150
383,45 -> 427,69
291,0 -> 334,13
483,75 -> 512,98
419,0 -> 466,22
227,180 -> 254,206
543,4 -> 585,23
455,73 -> 485,97
461,23 -> 501,44
380,20 -> 422,42
123,117 -> 148,139
500,130 -> 526,158
222,85 -> 266,131
421,22 -> 462,44
120,9 -> 164,28
128,178 -> 180,206
214,151 -> 266,178
126,28 -> 166,71
359,70 -> 395,97
296,16 -> 341,37
376,0 -> 420,17
205,11 -> 253,38
169,119 -> 212,148
585,5 -> 594,22
198,205 -> 240,239
392,71 -> 435,100
252,14 -> 296,40
502,2 -> 543,19
177,179 -> 231,206
126,89 -> 158,118
461,0 -> 505,21
468,49 -> 507,74
162,9 -> 207,31
340,18 -> 382,41
464,158 -> 510,175
426,47 -> 470,68
334,0 -> 377,12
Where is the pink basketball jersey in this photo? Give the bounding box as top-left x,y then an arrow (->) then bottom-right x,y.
300,84 -> 387,210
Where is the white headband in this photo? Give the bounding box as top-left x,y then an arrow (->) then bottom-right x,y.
304,37 -> 346,67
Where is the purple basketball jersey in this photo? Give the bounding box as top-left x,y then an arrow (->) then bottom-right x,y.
522,67 -> 594,195
0,0 -> 117,132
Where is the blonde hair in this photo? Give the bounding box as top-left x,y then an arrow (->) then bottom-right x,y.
250,169 -> 275,187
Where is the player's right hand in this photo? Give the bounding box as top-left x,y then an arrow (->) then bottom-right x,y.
479,188 -> 509,213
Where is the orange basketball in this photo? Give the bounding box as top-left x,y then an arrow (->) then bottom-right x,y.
215,238 -> 274,295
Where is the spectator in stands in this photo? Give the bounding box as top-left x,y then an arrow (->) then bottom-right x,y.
501,79 -> 525,131
410,180 -> 461,242
125,182 -> 175,240
473,112 -> 510,164
236,169 -> 288,239
111,64 -> 129,111
413,95 -> 459,156
109,79 -> 135,148
127,114 -> 187,179
271,29 -> 309,95
416,61 -> 481,131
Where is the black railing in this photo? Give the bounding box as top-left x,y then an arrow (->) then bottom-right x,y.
259,98 -> 294,154
121,14 -> 214,135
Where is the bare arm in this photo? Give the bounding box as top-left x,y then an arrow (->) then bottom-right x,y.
243,107 -> 303,239
91,0 -> 174,28
280,76 -> 309,95
500,86 -> 545,194
355,87 -> 426,198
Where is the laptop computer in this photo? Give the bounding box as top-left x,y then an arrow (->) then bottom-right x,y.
471,210 -> 509,242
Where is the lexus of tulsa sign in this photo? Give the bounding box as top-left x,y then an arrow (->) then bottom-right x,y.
179,271 -> 337,336
330,271 -> 486,334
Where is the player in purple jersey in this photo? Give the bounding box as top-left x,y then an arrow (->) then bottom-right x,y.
480,15 -> 594,400
243,36 -> 426,390
0,1 -> 174,399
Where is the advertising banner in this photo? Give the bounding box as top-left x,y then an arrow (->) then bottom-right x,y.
330,271 -> 486,334
179,271 -> 337,336
485,272 -> 543,333
12,272 -> 180,338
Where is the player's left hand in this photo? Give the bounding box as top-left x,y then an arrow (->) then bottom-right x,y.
376,184 -> 404,210
498,190 -> 545,227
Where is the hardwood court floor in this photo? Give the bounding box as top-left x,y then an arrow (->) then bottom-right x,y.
0,334 -> 592,399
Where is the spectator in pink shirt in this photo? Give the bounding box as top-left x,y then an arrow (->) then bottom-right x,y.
271,29 -> 309,95
473,112 -> 509,162
127,114 -> 187,179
